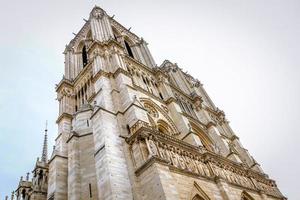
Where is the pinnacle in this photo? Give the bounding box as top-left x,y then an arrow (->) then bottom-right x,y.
41,121 -> 48,163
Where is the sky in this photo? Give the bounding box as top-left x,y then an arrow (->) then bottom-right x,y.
0,0 -> 299,199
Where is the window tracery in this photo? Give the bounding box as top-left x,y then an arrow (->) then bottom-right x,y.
175,93 -> 196,117
141,98 -> 179,136
190,122 -> 214,151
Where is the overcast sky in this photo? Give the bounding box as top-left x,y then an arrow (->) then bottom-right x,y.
0,0 -> 299,199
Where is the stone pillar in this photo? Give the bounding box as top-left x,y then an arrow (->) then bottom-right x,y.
140,39 -> 155,67
91,74 -> 133,200
215,178 -> 231,200
47,155 -> 68,200
67,136 -> 81,200
139,163 -> 180,200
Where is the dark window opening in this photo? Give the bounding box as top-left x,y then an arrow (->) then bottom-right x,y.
81,88 -> 84,104
124,41 -> 134,58
84,84 -> 88,100
89,183 -> 92,198
159,92 -> 163,100
142,76 -> 146,84
82,45 -> 88,67
87,120 -> 89,127
126,124 -> 130,134
22,189 -> 26,199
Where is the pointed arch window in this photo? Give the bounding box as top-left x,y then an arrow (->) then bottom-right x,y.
82,45 -> 88,67
22,189 -> 26,200
192,195 -> 205,200
124,40 -> 134,58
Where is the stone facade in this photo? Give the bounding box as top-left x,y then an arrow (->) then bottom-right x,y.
9,6 -> 286,200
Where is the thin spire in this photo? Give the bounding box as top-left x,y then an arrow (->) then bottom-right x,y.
41,121 -> 48,163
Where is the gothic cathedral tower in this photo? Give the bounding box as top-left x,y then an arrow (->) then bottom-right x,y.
11,5 -> 286,200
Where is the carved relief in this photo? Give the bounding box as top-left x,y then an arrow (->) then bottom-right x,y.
140,98 -> 180,136
91,8 -> 105,20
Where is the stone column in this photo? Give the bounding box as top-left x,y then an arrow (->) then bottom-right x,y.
91,74 -> 133,200
215,177 -> 231,200
67,136 -> 81,200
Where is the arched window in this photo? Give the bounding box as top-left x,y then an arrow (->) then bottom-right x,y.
38,170 -> 43,185
157,120 -> 171,135
82,45 -> 88,67
190,122 -> 214,151
192,195 -> 205,200
112,26 -> 121,42
158,126 -> 169,135
124,40 -> 134,58
22,189 -> 26,200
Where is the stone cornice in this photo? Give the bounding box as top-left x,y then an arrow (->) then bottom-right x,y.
112,67 -> 131,79
92,67 -> 131,84
56,113 -> 73,124
90,100 -> 147,120
48,153 -> 68,164
66,132 -> 93,143
88,39 -> 124,53
55,78 -> 73,92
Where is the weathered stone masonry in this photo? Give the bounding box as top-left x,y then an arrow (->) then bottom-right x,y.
9,6 -> 286,200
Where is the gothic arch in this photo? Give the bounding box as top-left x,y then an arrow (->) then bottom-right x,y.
123,35 -> 135,45
192,195 -> 205,200
157,119 -> 172,135
76,40 -> 85,52
76,40 -> 89,68
140,98 -> 180,136
189,181 -> 211,200
190,121 -> 214,151
86,29 -> 93,42
112,26 -> 122,39
241,191 -> 255,200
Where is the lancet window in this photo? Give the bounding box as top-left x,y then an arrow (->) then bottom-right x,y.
128,67 -> 163,99
82,45 -> 88,67
175,94 -> 196,117
74,77 -> 94,112
124,40 -> 134,58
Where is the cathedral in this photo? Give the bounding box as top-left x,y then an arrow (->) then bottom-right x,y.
8,6 -> 286,200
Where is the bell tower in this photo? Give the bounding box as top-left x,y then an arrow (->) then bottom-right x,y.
9,5 -> 286,200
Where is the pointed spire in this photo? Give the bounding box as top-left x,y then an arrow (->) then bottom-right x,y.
41,121 -> 48,163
